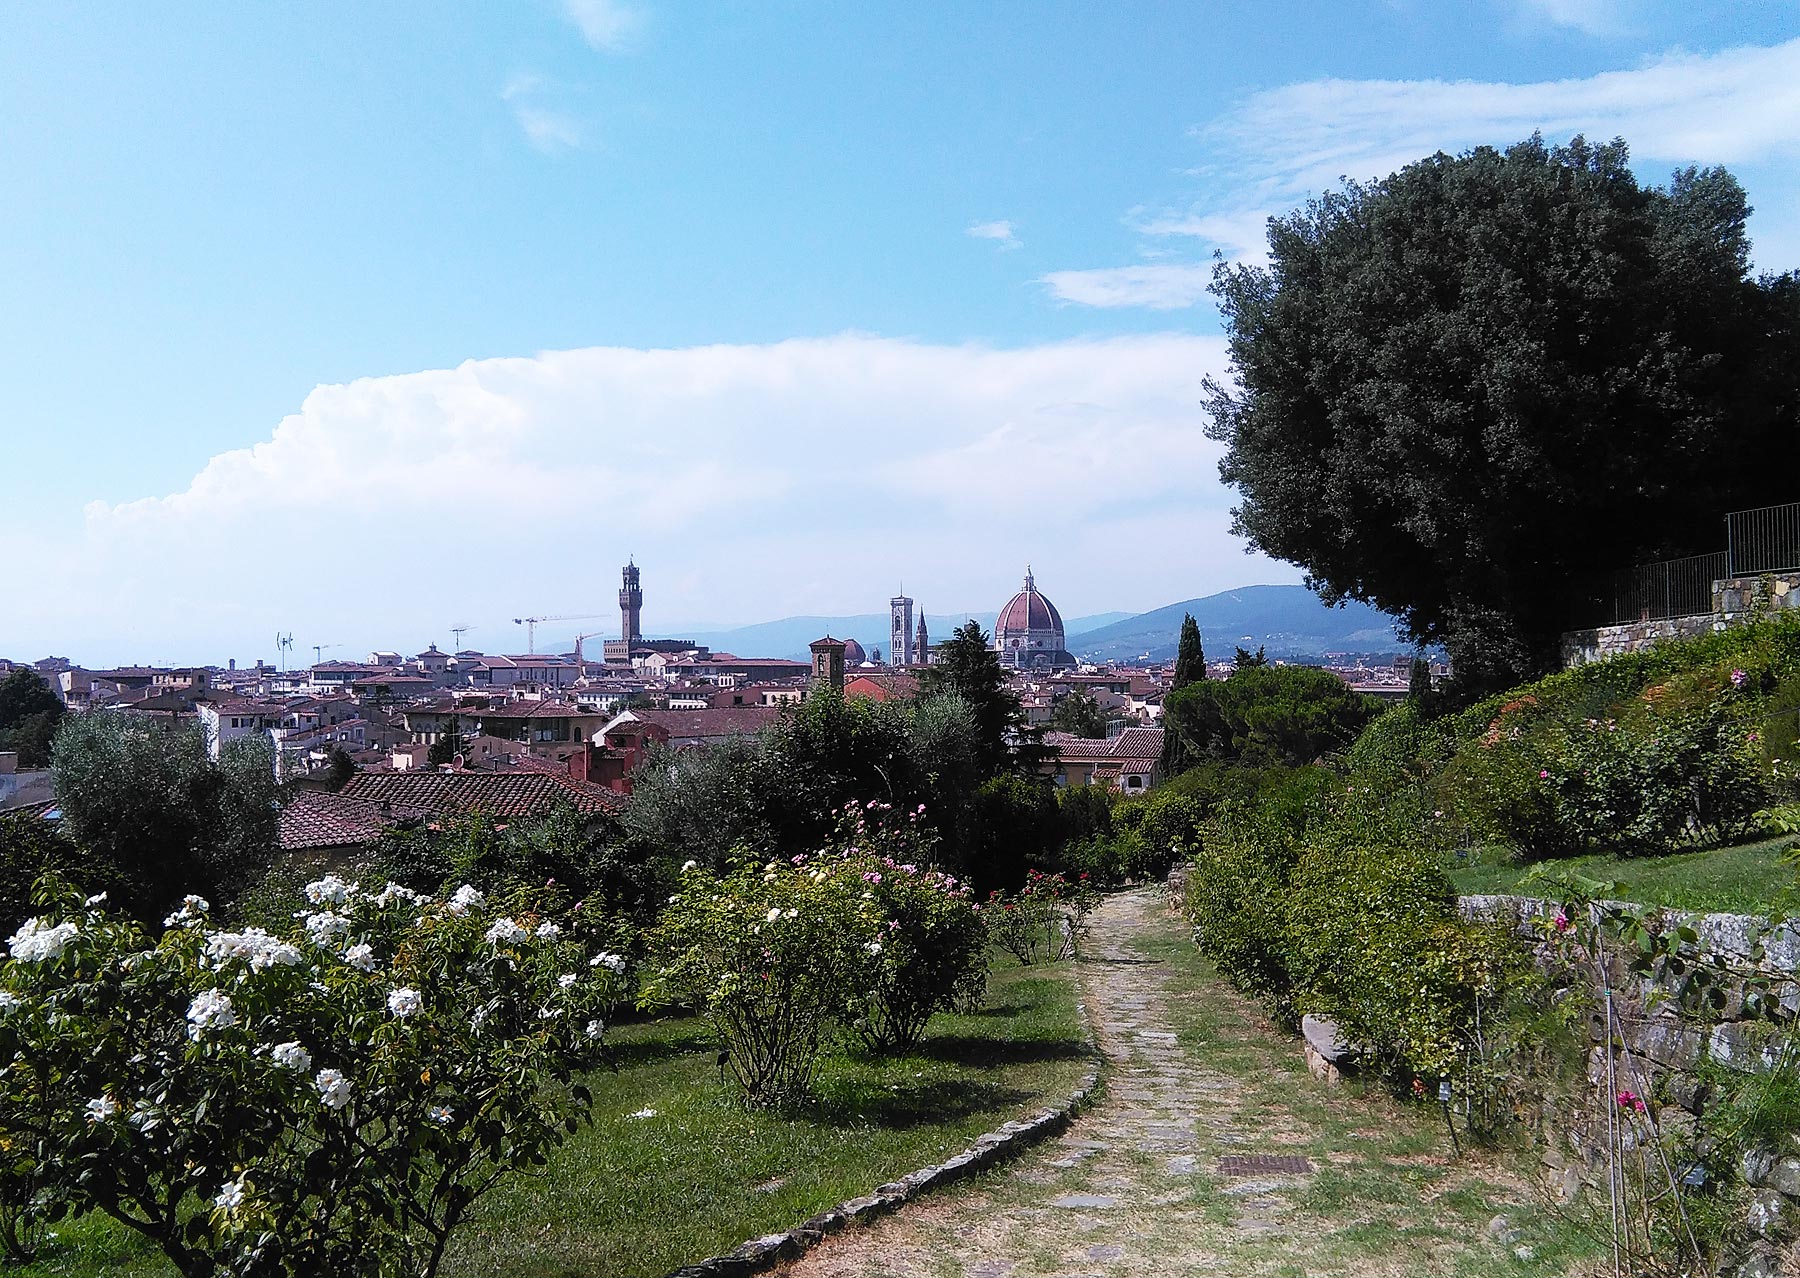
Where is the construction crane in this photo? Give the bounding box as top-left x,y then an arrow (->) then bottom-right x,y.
275,632 -> 294,671
449,623 -> 476,651
571,629 -> 612,667
311,643 -> 340,665
512,613 -> 604,655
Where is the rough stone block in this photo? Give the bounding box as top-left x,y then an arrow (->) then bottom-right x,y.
1634,1017 -> 1704,1069
1708,1023 -> 1786,1072
1764,1155 -> 1800,1198
1746,1189 -> 1788,1239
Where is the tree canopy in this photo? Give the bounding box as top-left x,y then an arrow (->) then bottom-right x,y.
0,669 -> 65,769
1162,663 -> 1382,769
920,621 -> 1029,775
50,714 -> 280,921
1205,134 -> 1800,693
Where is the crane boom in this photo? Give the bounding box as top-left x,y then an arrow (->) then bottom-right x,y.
512,613 -> 605,655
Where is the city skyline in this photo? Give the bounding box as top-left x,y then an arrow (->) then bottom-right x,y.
4,4 -> 1798,661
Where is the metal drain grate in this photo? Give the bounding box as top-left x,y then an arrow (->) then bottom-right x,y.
1216,1154 -> 1314,1176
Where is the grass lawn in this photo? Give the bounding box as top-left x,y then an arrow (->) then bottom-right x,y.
1448,834 -> 1799,915
10,954 -> 1088,1278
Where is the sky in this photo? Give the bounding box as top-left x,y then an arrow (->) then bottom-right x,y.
3,1 -> 1799,666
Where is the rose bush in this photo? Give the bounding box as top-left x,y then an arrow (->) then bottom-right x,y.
820,802 -> 986,1052
646,856 -> 862,1105
647,801 -> 990,1100
0,873 -> 627,1277
985,869 -> 1092,966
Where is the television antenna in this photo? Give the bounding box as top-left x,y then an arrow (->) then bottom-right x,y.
449,623 -> 475,650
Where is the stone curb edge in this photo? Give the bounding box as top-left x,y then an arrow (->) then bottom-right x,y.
664,964 -> 1106,1278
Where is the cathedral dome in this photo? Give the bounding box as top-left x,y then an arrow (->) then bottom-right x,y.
993,568 -> 1076,670
841,638 -> 868,665
996,570 -> 1064,636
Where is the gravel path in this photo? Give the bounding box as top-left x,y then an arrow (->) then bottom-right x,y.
770,887 -> 1557,1278
771,887 -> 1304,1278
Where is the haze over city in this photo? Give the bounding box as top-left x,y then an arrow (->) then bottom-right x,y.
4,3 -> 1799,664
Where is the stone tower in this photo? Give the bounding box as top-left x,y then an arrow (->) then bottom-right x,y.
809,636 -> 847,692
619,560 -> 642,647
889,593 -> 914,667
915,612 -> 930,667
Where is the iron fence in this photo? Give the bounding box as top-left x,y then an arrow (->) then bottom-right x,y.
1608,551 -> 1727,625
1727,501 -> 1800,577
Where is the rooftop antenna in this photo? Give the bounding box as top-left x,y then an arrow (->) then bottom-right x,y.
450,623 -> 475,649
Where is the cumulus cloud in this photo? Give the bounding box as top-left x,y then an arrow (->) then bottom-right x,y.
562,0 -> 645,52
1053,38 -> 1800,305
14,335 -> 1293,663
1037,265 -> 1213,310
966,219 -> 1022,250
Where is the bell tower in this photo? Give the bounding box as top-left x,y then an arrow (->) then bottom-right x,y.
889,592 -> 914,667
619,560 -> 642,647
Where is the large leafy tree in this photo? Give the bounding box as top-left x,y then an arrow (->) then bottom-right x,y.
0,669 -> 64,769
49,714 -> 281,921
1206,134 -> 1799,693
1162,664 -> 1381,769
920,621 -> 1030,776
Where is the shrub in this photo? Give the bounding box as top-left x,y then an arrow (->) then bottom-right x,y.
1184,821 -> 1301,1021
985,870 -> 1092,965
647,858 -> 863,1105
1283,843 -> 1515,1080
824,803 -> 986,1052
0,873 -> 622,1276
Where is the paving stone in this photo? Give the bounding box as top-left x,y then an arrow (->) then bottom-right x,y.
1051,1193 -> 1119,1209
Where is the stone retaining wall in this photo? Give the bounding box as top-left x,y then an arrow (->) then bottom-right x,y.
1561,572 -> 1800,668
1461,894 -> 1800,1276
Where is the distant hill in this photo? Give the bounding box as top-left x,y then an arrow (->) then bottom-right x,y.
1071,585 -> 1408,664
637,610 -> 1133,663
547,590 -> 1399,665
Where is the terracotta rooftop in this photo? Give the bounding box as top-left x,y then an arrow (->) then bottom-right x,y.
278,791 -> 423,852
614,707 -> 780,739
336,770 -> 624,818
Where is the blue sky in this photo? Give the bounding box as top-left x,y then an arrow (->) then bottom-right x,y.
3,1 -> 1798,665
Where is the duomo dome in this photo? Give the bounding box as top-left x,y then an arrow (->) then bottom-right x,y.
994,568 -> 1076,670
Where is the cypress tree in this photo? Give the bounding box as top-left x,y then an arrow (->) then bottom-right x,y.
1160,614 -> 1206,778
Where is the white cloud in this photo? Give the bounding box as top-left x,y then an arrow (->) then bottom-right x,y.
9,336 -> 1292,663
1037,265 -> 1214,310
503,75 -> 583,152
1201,38 -> 1800,201
562,0 -> 645,52
966,219 -> 1022,250
1517,0 -> 1629,36
1069,37 -> 1800,289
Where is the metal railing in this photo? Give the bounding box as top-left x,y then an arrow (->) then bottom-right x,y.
1608,551 -> 1727,624
1727,501 -> 1800,577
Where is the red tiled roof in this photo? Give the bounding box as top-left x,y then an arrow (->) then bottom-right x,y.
279,791 -> 421,851
845,673 -> 921,702
618,707 -> 780,739
476,702 -> 602,720
336,770 -> 624,819
1112,727 -> 1164,759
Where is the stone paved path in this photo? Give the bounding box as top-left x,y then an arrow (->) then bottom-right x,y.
771,887 -> 1313,1278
